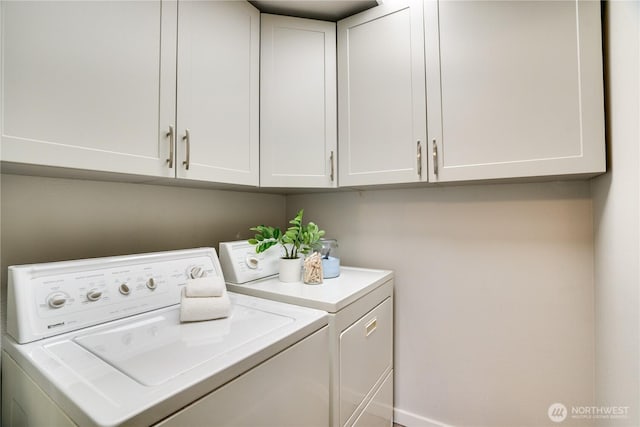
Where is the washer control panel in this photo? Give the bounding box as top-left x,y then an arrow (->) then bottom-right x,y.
7,248 -> 223,344
219,241 -> 281,284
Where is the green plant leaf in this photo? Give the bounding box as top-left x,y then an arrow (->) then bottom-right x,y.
289,209 -> 303,226
248,209 -> 325,258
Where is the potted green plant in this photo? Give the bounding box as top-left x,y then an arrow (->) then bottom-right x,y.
249,209 -> 325,282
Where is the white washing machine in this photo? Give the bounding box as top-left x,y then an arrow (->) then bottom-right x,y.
2,248 -> 329,427
219,241 -> 394,427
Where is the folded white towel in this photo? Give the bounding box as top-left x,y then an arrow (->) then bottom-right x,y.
185,275 -> 225,298
180,288 -> 231,322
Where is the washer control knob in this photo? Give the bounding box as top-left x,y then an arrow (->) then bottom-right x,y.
189,266 -> 205,279
146,277 -> 157,290
47,292 -> 68,309
119,283 -> 131,295
246,255 -> 259,269
86,289 -> 102,302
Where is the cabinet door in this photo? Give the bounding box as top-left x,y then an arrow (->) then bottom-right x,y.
337,0 -> 427,187
176,1 -> 259,186
1,1 -> 177,178
425,0 -> 605,182
260,14 -> 337,188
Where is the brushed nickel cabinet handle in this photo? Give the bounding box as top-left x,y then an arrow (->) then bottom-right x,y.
183,129 -> 191,171
417,140 -> 422,178
166,125 -> 174,168
330,151 -> 335,182
432,138 -> 438,176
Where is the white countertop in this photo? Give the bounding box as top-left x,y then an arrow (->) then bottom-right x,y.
226,267 -> 394,313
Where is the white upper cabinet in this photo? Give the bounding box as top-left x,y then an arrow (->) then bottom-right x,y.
337,0 -> 427,187
176,1 -> 259,186
260,14 -> 337,188
1,1 -> 176,177
2,0 -> 606,189
1,0 -> 259,187
424,0 -> 605,182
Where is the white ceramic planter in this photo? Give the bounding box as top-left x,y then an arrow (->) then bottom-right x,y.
279,257 -> 302,282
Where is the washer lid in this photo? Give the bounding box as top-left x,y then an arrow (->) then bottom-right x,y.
5,292 -> 327,427
72,305 -> 293,386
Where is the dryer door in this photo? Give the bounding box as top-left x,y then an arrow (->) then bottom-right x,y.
339,297 -> 393,425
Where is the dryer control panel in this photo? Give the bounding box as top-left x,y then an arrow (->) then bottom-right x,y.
219,241 -> 281,284
7,248 -> 223,344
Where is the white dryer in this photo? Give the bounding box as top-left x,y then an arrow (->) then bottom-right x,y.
220,241 -> 394,427
2,248 -> 329,427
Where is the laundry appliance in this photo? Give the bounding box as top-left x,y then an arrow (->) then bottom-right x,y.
219,240 -> 394,427
2,248 -> 329,427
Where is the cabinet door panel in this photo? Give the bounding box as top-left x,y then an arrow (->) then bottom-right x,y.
176,1 -> 259,186
1,0 -> 176,177
425,0 -> 605,182
338,0 -> 427,186
260,15 -> 337,188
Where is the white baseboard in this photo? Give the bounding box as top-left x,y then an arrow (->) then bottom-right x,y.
393,407 -> 455,427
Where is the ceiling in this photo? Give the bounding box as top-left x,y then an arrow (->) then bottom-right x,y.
249,0 -> 379,21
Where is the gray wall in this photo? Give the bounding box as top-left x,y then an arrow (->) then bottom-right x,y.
1,175 -> 599,427
288,181 -> 595,427
592,1 -> 640,426
0,173 -> 286,332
